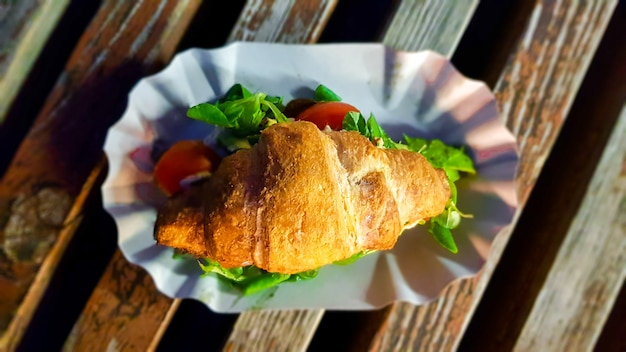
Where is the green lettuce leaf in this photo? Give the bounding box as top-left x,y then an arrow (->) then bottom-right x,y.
198,258 -> 246,282
186,84 -> 288,143
197,258 -> 319,296
333,250 -> 377,265
342,111 -> 396,148
402,137 -> 475,252
314,84 -> 343,102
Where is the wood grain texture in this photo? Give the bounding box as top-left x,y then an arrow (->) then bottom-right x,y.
511,17 -> 626,348
496,0 -> 617,204
594,279 -> 626,352
457,3 -> 625,346
228,0 -> 337,43
515,105 -> 626,352
63,251 -> 181,351
58,0 -> 203,348
0,0 -> 70,123
0,0 -> 200,350
365,1 -> 619,351
225,310 -> 325,352
382,0 -> 478,56
0,160 -> 104,350
367,278 -> 477,352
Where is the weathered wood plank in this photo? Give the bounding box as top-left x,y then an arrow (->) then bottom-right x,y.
0,0 -> 200,350
0,0 -> 70,124
64,250 -> 182,351
594,279 -> 626,352
225,310 -> 325,352
364,1 -> 619,351
515,103 -> 626,352
512,21 -> 626,348
458,1 -> 622,349
228,0 -> 337,43
58,0 -> 204,348
382,0 -> 478,56
62,3 -> 243,349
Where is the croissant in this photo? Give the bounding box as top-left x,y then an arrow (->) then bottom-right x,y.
154,121 -> 450,274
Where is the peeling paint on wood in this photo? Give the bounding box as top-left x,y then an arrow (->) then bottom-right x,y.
0,0 -> 70,123
227,0 -> 337,43
382,0 -> 479,56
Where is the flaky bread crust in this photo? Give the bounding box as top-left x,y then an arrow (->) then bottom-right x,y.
155,121 -> 450,273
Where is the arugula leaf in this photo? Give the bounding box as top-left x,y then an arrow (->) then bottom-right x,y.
343,111 -> 367,134
187,84 -> 289,144
219,83 -> 252,102
333,252 -> 367,266
428,222 -> 458,254
314,84 -> 342,102
197,258 -> 319,295
287,269 -> 319,281
366,113 -> 396,148
342,112 -> 396,148
261,98 -> 288,123
172,249 -> 194,260
404,136 -> 475,174
403,136 -> 475,234
239,273 -> 291,296
198,258 -> 246,282
333,250 -> 377,265
217,94 -> 266,136
187,103 -> 237,128
217,131 -> 252,152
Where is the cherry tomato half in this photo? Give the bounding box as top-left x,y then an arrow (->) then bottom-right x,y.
153,140 -> 221,196
295,102 -> 359,130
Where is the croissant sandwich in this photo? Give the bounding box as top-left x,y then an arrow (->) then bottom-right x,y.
151,83 -> 474,294
155,120 -> 450,273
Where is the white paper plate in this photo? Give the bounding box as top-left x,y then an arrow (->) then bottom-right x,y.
102,42 -> 519,312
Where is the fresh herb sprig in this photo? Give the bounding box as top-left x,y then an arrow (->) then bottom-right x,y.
198,258 -> 318,296
314,84 -> 343,102
187,84 -> 288,142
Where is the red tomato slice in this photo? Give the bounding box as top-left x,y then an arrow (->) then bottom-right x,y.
295,102 -> 359,130
153,140 -> 221,196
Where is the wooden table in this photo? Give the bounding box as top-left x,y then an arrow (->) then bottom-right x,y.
1,1 -> 624,351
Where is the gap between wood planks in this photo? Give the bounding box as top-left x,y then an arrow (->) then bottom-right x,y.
458,2 -> 626,350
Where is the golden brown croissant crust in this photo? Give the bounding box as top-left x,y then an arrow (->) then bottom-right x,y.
154,121 -> 450,274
